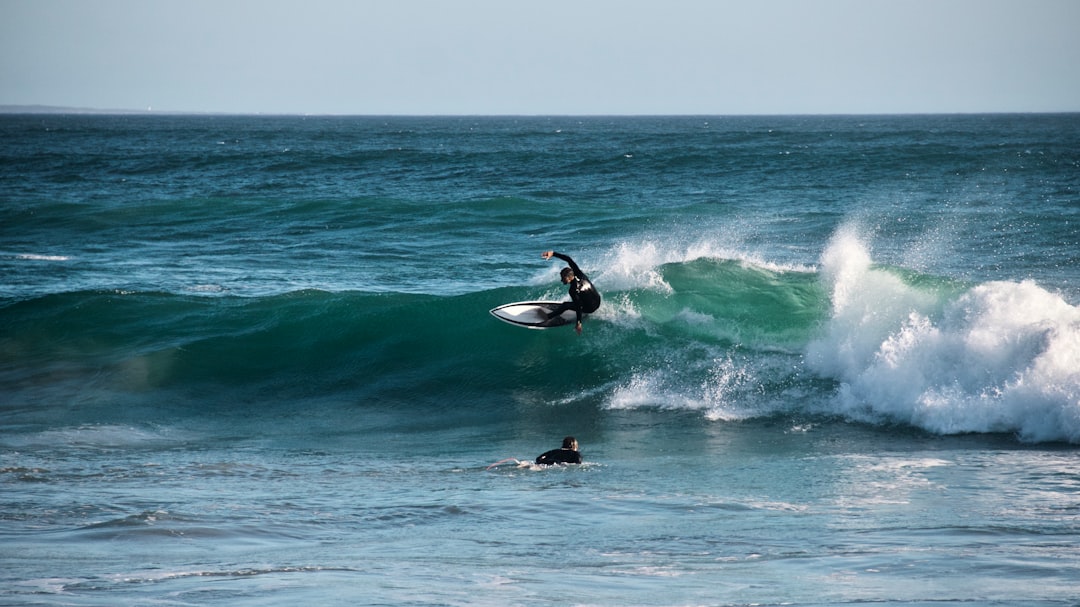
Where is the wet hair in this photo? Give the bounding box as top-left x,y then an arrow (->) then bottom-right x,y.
562,436 -> 577,449
560,267 -> 574,281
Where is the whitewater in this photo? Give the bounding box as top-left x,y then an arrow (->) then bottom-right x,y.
1,113 -> 1078,606
597,228 -> 1080,443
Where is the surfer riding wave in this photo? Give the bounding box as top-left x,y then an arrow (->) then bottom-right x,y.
542,250 -> 601,334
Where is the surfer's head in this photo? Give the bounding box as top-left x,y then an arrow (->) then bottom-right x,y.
560,267 -> 575,283
562,436 -> 578,450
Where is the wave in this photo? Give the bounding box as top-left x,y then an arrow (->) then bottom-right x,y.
3,226 -> 1078,443
806,225 -> 1080,443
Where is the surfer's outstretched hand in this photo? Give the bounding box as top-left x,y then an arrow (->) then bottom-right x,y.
541,250 -> 554,260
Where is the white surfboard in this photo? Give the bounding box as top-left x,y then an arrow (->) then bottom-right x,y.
489,301 -> 576,329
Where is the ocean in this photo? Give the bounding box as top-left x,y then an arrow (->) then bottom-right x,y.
1,113 -> 1078,606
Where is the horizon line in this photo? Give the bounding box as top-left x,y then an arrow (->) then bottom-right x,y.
2,104 -> 1079,118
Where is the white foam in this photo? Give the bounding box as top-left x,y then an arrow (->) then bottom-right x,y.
604,357 -> 762,422
10,578 -> 82,595
606,371 -> 697,411
187,283 -> 228,293
547,237 -> 816,293
601,241 -> 675,293
808,225 -> 1080,443
15,253 -> 70,261
593,292 -> 643,328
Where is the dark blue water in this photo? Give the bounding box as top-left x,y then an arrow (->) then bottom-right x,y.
2,114 -> 1079,606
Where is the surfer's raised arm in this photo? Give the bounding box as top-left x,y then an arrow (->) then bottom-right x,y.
541,250 -> 601,335
541,250 -> 585,280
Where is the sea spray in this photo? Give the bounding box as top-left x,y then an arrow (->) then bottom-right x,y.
808,226 -> 1080,442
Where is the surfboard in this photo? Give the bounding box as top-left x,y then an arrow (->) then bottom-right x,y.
489,301 -> 576,329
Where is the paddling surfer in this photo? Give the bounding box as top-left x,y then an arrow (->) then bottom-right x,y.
535,436 -> 583,466
542,251 -> 601,334
485,436 -> 583,470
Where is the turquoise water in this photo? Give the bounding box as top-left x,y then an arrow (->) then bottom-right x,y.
1,114 -> 1079,606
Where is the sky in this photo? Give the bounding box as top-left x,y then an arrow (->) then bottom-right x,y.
2,0 -> 1079,115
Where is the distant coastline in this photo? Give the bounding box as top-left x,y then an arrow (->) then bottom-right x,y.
0,105 -> 239,115
0,104 -> 159,114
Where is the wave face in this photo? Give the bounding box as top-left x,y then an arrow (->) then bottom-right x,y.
0,256 -> 823,410
4,226 -> 1078,442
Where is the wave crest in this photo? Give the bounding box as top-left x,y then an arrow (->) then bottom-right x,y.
808,226 -> 1080,442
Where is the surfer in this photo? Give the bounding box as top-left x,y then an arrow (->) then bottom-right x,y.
485,436 -> 583,470
535,436 -> 582,466
541,250 -> 601,334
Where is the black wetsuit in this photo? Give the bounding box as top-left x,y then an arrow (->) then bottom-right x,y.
535,447 -> 583,466
548,252 -> 601,323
